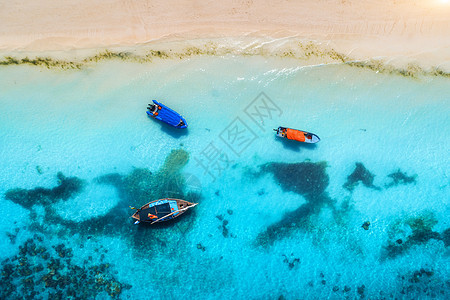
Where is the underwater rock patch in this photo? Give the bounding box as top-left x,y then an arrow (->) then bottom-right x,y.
385,169 -> 417,188
282,253 -> 300,270
254,161 -> 333,247
343,162 -> 380,192
256,202 -> 314,247
0,153 -> 205,297
396,267 -> 448,298
98,149 -> 194,206
122,168 -> 154,204
3,148 -> 200,256
255,193 -> 334,247
196,243 -> 206,252
383,212 -> 442,259
361,221 -> 370,230
6,228 -> 20,244
0,235 -> 131,299
70,149 -> 199,253
357,285 -> 366,298
216,214 -> 234,238
5,172 -> 84,209
259,161 -> 329,197
150,148 -> 191,200
442,228 -> 450,247
36,165 -> 44,174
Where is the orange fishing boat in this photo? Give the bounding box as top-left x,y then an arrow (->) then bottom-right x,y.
274,126 -> 320,143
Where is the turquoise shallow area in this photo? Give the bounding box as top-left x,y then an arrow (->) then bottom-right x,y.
0,56 -> 449,299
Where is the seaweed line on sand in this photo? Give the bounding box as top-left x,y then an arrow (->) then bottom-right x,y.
1,41 -> 449,78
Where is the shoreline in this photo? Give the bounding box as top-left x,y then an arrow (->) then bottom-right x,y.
1,0 -> 450,72
1,37 -> 449,78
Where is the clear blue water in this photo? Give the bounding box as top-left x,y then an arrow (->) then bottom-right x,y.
0,55 -> 449,299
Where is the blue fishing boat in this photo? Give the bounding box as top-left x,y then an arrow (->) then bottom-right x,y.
147,100 -> 188,128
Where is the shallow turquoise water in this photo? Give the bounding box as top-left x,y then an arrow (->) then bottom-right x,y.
0,56 -> 449,299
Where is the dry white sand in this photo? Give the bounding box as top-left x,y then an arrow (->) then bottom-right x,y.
1,0 -> 449,68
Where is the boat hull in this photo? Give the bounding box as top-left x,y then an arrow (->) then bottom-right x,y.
147,100 -> 188,128
275,126 -> 320,143
131,198 -> 197,224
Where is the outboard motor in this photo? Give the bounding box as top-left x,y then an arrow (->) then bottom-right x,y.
147,104 -> 157,113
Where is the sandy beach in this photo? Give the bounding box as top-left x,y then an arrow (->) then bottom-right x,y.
1,0 -> 450,68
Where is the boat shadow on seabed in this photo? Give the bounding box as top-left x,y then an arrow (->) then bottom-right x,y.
274,135 -> 318,152
159,122 -> 189,138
